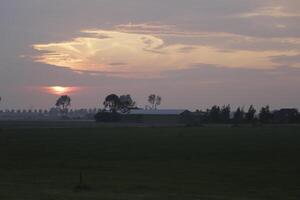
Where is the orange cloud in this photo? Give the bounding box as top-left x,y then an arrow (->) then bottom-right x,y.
32,29 -> 300,77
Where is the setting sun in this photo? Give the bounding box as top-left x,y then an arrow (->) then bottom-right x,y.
45,86 -> 78,95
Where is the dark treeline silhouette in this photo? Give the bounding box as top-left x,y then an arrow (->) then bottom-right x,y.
95,93 -> 162,122
181,105 -> 300,126
103,94 -> 137,113
1,94 -> 300,125
95,94 -> 137,122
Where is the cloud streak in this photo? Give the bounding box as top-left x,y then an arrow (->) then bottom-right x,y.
239,6 -> 300,18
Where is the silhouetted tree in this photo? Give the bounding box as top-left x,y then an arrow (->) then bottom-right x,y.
103,94 -> 120,112
233,107 -> 245,125
208,105 -> 221,123
55,95 -> 71,115
119,94 -> 136,113
148,94 -> 155,109
220,105 -> 231,123
259,106 -> 273,123
245,105 -> 256,123
148,94 -> 162,109
155,96 -> 162,109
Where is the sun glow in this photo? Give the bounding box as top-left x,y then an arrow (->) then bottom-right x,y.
45,86 -> 78,95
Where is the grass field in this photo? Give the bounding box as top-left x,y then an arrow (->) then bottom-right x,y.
0,125 -> 300,199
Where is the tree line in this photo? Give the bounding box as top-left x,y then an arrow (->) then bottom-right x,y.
181,105 -> 300,126
54,94 -> 161,113
0,94 -> 161,114
53,94 -> 162,122
1,95 -> 299,124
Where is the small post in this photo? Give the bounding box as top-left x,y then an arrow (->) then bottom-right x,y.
79,171 -> 83,185
74,170 -> 91,191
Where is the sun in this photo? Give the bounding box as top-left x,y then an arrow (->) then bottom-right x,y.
45,86 -> 78,95
52,86 -> 68,94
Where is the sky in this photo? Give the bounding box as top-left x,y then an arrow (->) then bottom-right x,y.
0,0 -> 300,110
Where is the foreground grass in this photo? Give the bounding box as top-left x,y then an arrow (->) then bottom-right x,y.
0,126 -> 300,199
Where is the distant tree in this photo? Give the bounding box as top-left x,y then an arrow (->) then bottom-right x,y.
259,105 -> 273,123
297,112 -> 300,124
148,94 -> 156,109
148,94 -> 162,109
155,96 -> 162,109
119,94 -> 136,113
103,94 -> 120,112
220,105 -> 231,123
55,95 -> 71,115
245,105 -> 256,123
208,105 -> 221,123
233,107 -> 245,125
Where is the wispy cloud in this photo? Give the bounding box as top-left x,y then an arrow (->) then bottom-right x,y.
239,6 -> 300,18
111,23 -> 300,52
270,54 -> 300,68
115,23 -> 175,31
275,24 -> 287,29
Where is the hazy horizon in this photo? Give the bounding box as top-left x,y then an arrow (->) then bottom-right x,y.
1,0 -> 300,110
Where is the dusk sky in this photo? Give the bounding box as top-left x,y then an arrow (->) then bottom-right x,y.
0,0 -> 300,110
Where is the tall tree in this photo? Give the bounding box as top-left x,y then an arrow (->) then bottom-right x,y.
148,94 -> 162,109
245,105 -> 256,123
233,107 -> 245,124
155,95 -> 162,109
148,94 -> 156,109
103,94 -> 120,112
55,95 -> 71,115
208,105 -> 221,123
220,105 -> 231,123
259,106 -> 273,123
119,94 -> 136,113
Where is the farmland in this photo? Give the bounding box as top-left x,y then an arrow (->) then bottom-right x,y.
0,124 -> 300,199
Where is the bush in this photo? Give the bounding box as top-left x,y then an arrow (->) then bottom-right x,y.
94,111 -> 121,122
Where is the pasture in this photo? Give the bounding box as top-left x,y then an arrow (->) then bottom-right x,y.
0,125 -> 300,199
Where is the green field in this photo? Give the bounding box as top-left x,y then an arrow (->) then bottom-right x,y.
0,126 -> 300,199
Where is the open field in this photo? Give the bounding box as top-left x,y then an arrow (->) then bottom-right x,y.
0,125 -> 300,199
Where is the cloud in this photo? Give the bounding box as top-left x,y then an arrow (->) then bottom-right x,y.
109,62 -> 128,66
109,23 -> 300,52
271,54 -> 300,68
115,23 -> 175,32
32,28 -> 300,77
275,24 -> 287,29
239,6 -> 300,18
